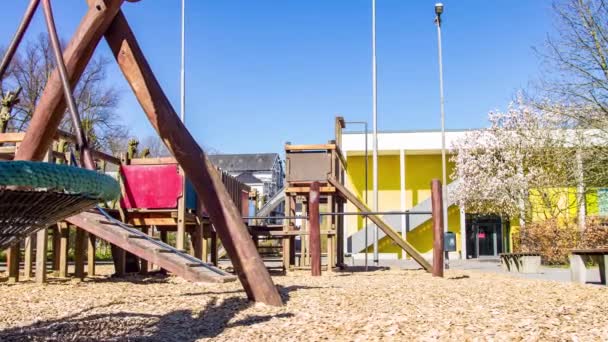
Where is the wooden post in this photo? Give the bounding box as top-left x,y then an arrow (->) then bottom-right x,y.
192,223 -> 203,260
431,179 -> 444,278
327,194 -> 335,273
58,223 -> 69,278
51,226 -> 60,275
13,0 -> 125,162
35,228 -> 48,283
112,244 -> 126,276
309,182 -> 321,276
176,173 -> 186,251
283,194 -> 294,271
139,226 -> 149,274
210,231 -> 218,266
6,245 -> 20,283
201,223 -> 210,263
87,233 -> 96,276
24,235 -> 33,280
301,201 -> 308,267
74,228 -> 86,280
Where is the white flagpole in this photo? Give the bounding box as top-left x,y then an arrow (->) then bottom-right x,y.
372,0 -> 379,265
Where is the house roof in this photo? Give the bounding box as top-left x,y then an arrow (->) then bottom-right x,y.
208,153 -> 279,172
236,172 -> 263,184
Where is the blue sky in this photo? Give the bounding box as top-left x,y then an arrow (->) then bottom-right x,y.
1,1 -> 555,153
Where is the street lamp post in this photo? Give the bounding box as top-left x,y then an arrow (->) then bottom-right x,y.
434,3 -> 449,269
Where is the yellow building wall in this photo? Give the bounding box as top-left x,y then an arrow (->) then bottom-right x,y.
345,153 -> 462,256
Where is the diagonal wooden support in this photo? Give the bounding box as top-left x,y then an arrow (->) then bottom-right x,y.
15,0 -> 125,161
101,11 -> 282,306
328,177 -> 433,272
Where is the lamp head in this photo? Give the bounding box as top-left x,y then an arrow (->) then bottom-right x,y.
435,3 -> 444,16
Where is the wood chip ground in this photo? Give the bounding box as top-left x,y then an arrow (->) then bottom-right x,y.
1,266 -> 607,341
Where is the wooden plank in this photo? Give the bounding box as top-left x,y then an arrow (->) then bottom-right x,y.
285,144 -> 337,151
103,11 -> 281,306
249,229 -> 336,237
0,132 -> 25,143
35,229 -> 48,284
67,211 -> 236,283
0,146 -> 16,155
92,150 -> 121,165
58,224 -> 69,278
128,217 -> 176,226
328,177 -> 432,272
286,186 -> 335,194
129,156 -> 178,165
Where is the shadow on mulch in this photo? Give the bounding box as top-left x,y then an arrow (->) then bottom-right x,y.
0,285 -> 321,341
447,275 -> 470,280
339,266 -> 392,273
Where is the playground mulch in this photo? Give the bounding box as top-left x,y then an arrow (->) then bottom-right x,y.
0,266 -> 607,341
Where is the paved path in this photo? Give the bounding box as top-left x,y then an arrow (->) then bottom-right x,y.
344,257 -> 604,285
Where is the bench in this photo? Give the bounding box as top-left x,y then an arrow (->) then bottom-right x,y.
499,252 -> 541,273
569,248 -> 608,285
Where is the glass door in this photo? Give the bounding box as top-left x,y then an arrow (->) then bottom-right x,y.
476,225 -> 495,256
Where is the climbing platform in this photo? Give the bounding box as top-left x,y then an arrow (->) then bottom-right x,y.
66,210 -> 236,283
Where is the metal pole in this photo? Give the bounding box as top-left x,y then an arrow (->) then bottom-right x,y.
180,0 -> 186,123
371,0 -> 379,266
42,0 -> 94,170
435,4 -> 449,268
0,0 -> 40,80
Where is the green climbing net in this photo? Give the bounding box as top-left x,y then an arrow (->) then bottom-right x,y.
0,160 -> 120,201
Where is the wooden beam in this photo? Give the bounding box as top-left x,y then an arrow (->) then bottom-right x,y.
14,0 -> 125,162
285,144 -> 337,152
0,132 -> 25,143
286,186 -> 336,194
35,228 -> 48,283
102,11 -> 281,306
129,156 -> 178,165
328,177 -> 432,272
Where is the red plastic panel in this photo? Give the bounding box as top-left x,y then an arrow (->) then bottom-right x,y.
120,165 -> 183,209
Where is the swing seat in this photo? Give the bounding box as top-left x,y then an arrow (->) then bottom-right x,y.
0,161 -> 120,249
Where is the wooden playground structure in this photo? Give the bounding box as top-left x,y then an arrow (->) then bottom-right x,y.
1,1 -> 445,313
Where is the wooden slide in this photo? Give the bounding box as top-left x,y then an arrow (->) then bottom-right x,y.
328,178 -> 433,272
66,211 -> 236,283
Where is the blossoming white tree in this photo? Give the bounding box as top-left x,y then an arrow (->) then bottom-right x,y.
451,98 -> 583,227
